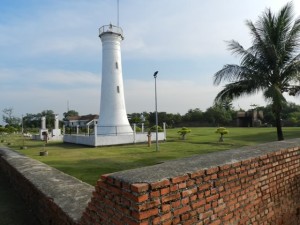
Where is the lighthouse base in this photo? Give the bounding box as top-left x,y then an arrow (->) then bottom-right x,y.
97,125 -> 133,136
63,132 -> 165,147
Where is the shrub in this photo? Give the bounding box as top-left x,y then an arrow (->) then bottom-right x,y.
177,127 -> 191,140
215,127 -> 229,142
149,125 -> 163,132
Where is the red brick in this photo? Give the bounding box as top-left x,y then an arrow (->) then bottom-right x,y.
180,213 -> 190,220
162,204 -> 171,212
190,194 -> 197,202
152,212 -> 172,224
131,208 -> 159,220
206,167 -> 219,175
171,174 -> 189,184
151,179 -> 170,189
124,192 -> 148,203
210,219 -> 221,225
223,212 -> 233,221
182,187 -> 197,197
100,174 -> 111,181
162,192 -> 181,203
171,200 -> 181,208
181,197 -> 189,205
200,209 -> 213,219
191,199 -> 205,209
189,170 -> 205,178
178,182 -> 187,189
186,179 -> 196,187
131,183 -> 149,193
211,173 -> 218,180
173,205 -> 191,216
219,164 -> 231,170
160,187 -> 170,195
206,194 -> 219,203
204,203 -> 211,211
135,199 -> 161,211
150,190 -> 160,198
170,184 -> 179,192
199,183 -> 211,191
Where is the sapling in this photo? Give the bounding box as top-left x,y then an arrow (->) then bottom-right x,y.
215,127 -> 229,142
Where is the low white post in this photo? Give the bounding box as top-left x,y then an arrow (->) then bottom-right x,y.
94,120 -> 97,146
141,123 -> 144,133
133,123 -> 136,143
163,122 -> 166,141
76,125 -> 79,134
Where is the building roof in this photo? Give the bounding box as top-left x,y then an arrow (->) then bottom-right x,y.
67,114 -> 99,121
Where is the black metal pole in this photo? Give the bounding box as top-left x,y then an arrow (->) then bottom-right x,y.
153,71 -> 159,151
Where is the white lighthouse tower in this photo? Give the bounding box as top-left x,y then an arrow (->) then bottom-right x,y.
97,24 -> 133,135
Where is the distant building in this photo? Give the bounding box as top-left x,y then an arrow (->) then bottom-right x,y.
236,110 -> 263,127
65,114 -> 99,128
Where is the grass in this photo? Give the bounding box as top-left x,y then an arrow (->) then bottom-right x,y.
1,127 -> 300,185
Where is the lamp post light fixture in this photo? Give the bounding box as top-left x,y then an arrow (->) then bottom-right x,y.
153,71 -> 159,151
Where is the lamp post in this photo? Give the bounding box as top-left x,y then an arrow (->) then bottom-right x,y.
153,71 -> 159,151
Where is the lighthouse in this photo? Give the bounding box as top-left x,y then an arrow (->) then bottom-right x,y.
97,24 -> 133,135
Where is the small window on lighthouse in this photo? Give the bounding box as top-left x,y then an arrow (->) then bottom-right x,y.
117,86 -> 120,93
115,62 -> 118,69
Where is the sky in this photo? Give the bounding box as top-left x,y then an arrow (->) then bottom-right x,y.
1,0 -> 300,122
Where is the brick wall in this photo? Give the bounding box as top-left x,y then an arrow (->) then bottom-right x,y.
1,139 -> 300,225
0,147 -> 93,225
81,140 -> 300,225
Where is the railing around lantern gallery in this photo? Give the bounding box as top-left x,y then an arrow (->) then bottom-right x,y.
99,24 -> 123,39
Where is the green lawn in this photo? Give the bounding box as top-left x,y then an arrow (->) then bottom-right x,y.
1,127 -> 300,185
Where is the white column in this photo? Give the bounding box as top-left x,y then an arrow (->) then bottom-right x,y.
54,115 -> 59,129
41,116 -> 46,129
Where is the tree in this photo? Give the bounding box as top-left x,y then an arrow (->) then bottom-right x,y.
215,127 -> 229,142
63,110 -> 79,121
203,104 -> 232,126
177,127 -> 191,140
183,108 -> 203,122
2,107 -> 21,128
213,3 -> 300,141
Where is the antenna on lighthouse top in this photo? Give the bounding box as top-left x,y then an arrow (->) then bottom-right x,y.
117,0 -> 120,27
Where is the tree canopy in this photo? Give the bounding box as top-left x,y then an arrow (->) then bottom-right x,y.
213,3 -> 300,140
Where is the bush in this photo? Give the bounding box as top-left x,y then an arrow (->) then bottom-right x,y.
135,126 -> 142,132
177,127 -> 191,140
215,127 -> 229,142
149,125 -> 163,132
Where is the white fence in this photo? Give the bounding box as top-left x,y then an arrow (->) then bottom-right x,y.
63,132 -> 165,147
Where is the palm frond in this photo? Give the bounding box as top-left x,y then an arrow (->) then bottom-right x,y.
263,86 -> 286,111
214,80 -> 262,103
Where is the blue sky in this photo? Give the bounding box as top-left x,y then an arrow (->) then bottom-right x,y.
1,0 -> 300,121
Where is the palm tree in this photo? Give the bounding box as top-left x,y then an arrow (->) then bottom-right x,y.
213,3 -> 300,141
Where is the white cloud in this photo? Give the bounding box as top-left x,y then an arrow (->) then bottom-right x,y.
1,0 -> 300,122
